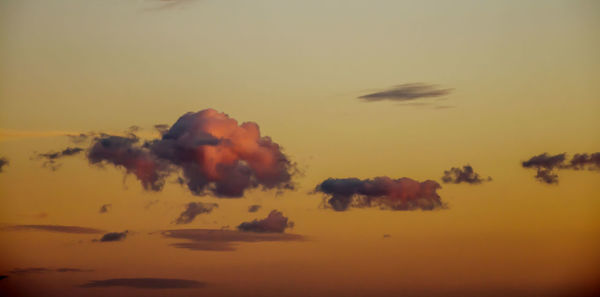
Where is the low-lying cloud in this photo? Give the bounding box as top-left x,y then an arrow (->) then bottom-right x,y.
522,152 -> 600,184
314,177 -> 443,211
161,228 -> 304,252
237,210 -> 294,233
441,165 -> 491,184
174,202 -> 218,224
359,83 -> 452,102
81,278 -> 205,289
9,267 -> 93,274
99,204 -> 112,214
1,224 -> 103,234
247,204 -> 261,212
96,231 -> 128,242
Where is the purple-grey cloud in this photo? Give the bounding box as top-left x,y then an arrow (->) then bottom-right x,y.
174,202 -> 218,224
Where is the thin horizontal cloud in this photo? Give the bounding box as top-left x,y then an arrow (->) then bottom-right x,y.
161,228 -> 304,252
174,202 -> 218,224
9,267 -> 93,274
34,147 -> 85,171
441,165 -> 491,184
2,224 -> 103,234
314,177 -> 444,211
80,278 -> 205,289
247,204 -> 261,213
237,210 -> 294,233
358,83 -> 453,102
96,231 -> 128,242
522,152 -> 600,184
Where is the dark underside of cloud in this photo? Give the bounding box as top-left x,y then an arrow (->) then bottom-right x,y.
96,231 -> 128,242
9,267 -> 93,274
522,152 -> 600,184
358,83 -> 452,102
161,228 -> 304,252
35,147 -> 84,170
0,156 -> 9,173
314,177 -> 444,211
1,224 -> 103,234
441,165 -> 491,184
84,109 -> 296,198
175,202 -> 218,224
80,278 -> 205,289
237,210 -> 294,233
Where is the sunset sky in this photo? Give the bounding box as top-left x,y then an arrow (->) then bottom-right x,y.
1,1 -> 599,296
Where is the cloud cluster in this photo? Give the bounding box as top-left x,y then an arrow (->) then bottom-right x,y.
175,202 -> 218,224
522,152 -> 600,184
314,177 -> 443,211
0,156 -> 8,173
35,147 -> 84,170
441,165 -> 491,184
161,228 -> 304,251
237,210 -> 294,233
87,109 -> 296,197
81,278 -> 205,289
2,224 -> 103,234
96,231 -> 128,242
359,83 -> 452,102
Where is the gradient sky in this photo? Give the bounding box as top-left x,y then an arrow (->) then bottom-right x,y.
1,1 -> 599,296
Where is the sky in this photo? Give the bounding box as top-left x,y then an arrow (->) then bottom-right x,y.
0,0 -> 599,296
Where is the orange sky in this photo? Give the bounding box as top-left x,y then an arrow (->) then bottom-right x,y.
1,0 -> 599,296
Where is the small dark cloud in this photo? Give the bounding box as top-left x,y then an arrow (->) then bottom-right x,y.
237,210 -> 294,233
0,275 -> 7,281
99,204 -> 112,214
441,165 -> 491,184
154,124 -> 170,136
162,228 -> 304,252
35,147 -> 84,170
67,133 -> 94,144
96,231 -> 128,242
80,278 -> 205,289
359,83 -> 453,102
9,267 -> 93,274
522,152 -> 600,184
0,156 -> 9,173
314,177 -> 444,211
383,234 -> 391,238
2,224 -> 103,234
247,204 -> 261,213
174,202 -> 218,224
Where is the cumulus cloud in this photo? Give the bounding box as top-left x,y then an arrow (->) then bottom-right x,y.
9,267 -> 93,274
174,202 -> 218,224
99,204 -> 112,214
359,83 -> 452,102
314,177 -> 443,211
80,278 -> 205,289
522,152 -> 600,184
87,109 -> 296,197
96,231 -> 128,242
161,228 -> 304,251
35,147 -> 84,170
0,156 -> 9,173
247,204 -> 261,213
237,210 -> 294,233
441,165 -> 491,184
1,224 -> 103,234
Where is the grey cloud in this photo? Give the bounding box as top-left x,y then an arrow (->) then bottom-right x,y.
35,147 -> 84,170
99,204 -> 112,214
97,231 -> 128,242
359,83 -> 452,102
522,152 -> 600,184
174,202 -> 218,224
247,204 -> 261,213
80,278 -> 205,289
0,156 -> 9,173
2,224 -> 103,234
441,165 -> 491,184
237,210 -> 294,233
